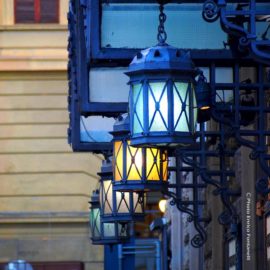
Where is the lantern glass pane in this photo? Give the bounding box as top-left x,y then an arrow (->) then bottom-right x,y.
162,152 -> 168,180
133,193 -> 143,213
146,148 -> 160,181
192,84 -> 197,129
90,208 -> 101,238
127,141 -> 142,180
89,67 -> 129,102
173,82 -> 190,132
116,191 -> 130,213
114,141 -> 123,181
148,82 -> 168,132
103,222 -> 116,237
118,223 -> 128,237
103,180 -> 113,214
133,84 -> 144,134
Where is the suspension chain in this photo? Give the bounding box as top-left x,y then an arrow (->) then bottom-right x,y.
157,3 -> 167,45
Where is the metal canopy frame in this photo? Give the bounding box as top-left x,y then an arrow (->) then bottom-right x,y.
68,0 -> 113,152
80,0 -> 261,117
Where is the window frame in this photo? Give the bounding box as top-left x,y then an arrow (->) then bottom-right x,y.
69,0 -> 264,153
14,0 -> 60,24
80,0 -> 255,117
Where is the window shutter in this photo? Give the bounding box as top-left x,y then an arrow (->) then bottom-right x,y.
15,0 -> 35,23
40,0 -> 59,23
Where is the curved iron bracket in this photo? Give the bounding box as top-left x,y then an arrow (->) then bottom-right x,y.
203,0 -> 270,65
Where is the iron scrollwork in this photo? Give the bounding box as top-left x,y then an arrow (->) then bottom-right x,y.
202,0 -> 270,65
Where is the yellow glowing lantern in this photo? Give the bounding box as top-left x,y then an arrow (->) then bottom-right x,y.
112,114 -> 168,192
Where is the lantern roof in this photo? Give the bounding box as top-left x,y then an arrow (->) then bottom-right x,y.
126,45 -> 196,75
90,189 -> 99,205
98,158 -> 113,176
112,113 -> 130,134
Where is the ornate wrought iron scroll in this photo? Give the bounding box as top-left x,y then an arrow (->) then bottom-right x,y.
206,62 -> 270,195
203,0 -> 270,65
166,154 -> 210,248
168,121 -> 241,248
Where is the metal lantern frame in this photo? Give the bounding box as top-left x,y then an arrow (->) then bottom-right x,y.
126,45 -> 199,148
99,159 -> 145,222
111,115 -> 169,192
89,189 -> 131,245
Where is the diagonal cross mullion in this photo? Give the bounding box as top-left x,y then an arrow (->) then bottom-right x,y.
126,145 -> 134,178
146,148 -> 158,179
134,85 -> 144,131
157,83 -> 168,129
174,109 -> 185,129
115,142 -> 123,179
105,184 -> 113,212
184,109 -> 191,131
148,84 -> 158,130
132,148 -> 142,179
174,83 -> 185,104
117,193 -> 131,212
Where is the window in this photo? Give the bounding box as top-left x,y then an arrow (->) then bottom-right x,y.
14,0 -> 59,23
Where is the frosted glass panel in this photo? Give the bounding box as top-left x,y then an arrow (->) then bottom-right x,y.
229,239 -> 236,257
126,141 -> 142,180
90,208 -> 100,238
133,193 -> 143,213
80,116 -> 114,142
103,223 -> 115,237
114,141 -> 123,181
116,191 -> 130,213
104,180 -> 113,214
133,84 -> 144,134
149,82 -> 168,132
146,148 -> 160,181
89,67 -> 129,102
173,82 -> 189,132
102,4 -> 226,49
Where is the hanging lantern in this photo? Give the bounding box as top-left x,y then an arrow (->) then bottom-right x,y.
126,2 -> 199,148
112,114 -> 168,192
89,189 -> 130,245
99,159 -> 145,222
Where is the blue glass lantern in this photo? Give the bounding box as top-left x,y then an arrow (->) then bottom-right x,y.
126,45 -> 198,147
125,1 -> 200,148
112,114 -> 168,192
99,159 -> 145,222
89,189 -> 130,245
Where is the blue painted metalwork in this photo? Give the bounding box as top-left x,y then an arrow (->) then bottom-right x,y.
67,0 -> 113,153
202,0 -> 270,65
126,45 -> 198,147
99,159 -> 145,222
118,238 -> 162,270
165,154 -> 210,248
69,2 -> 269,261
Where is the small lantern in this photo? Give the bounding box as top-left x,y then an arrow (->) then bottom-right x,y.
126,45 -> 198,147
112,114 -> 168,192
195,71 -> 211,123
89,189 -> 130,245
99,159 -> 145,222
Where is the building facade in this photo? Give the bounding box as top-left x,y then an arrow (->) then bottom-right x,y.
0,1 -> 103,269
